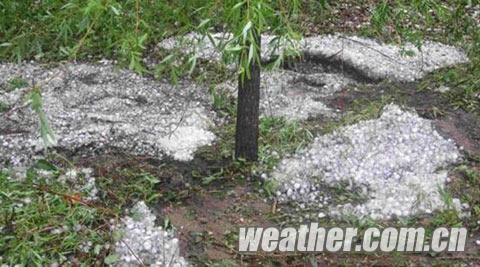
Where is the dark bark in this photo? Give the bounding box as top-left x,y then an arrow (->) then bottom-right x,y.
235,31 -> 261,161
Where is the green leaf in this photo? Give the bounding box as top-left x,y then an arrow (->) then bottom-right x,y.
94,244 -> 102,255
188,55 -> 197,75
139,33 -> 148,46
159,54 -> 174,64
248,43 -> 255,65
142,174 -> 160,185
232,1 -> 245,10
202,175 -> 217,185
112,230 -> 123,242
109,5 -> 120,15
225,45 -> 242,52
26,87 -> 57,148
242,21 -> 252,41
197,19 -> 211,29
104,254 -> 119,265
33,159 -> 57,171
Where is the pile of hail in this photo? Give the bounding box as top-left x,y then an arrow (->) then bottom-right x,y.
112,201 -> 189,267
271,104 -> 463,220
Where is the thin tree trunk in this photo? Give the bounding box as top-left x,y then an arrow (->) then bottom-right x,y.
235,30 -> 261,161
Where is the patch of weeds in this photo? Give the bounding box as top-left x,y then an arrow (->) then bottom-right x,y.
431,210 -> 462,228
223,229 -> 238,251
328,181 -> 369,205
258,117 -> 313,171
190,230 -> 215,249
192,60 -> 232,86
438,186 -> 454,209
0,158 -> 177,265
421,210 -> 463,241
161,216 -> 174,231
6,76 -> 29,91
359,0 -> 478,47
95,169 -> 162,209
200,168 -> 225,185
153,49 -> 192,85
226,203 -> 256,219
209,86 -> 236,117
185,207 -> 198,221
196,113 -> 312,190
0,165 -> 110,265
261,179 -> 279,198
457,165 -> 480,184
357,0 -> 480,116
321,96 -> 392,134
0,1 -> 195,68
341,215 -> 382,235
0,100 -> 9,113
421,63 -> 480,114
451,164 -> 480,228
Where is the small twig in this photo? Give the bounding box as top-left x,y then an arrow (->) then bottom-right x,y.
339,36 -> 409,65
50,151 -> 75,168
34,184 -> 93,207
271,198 -> 277,214
166,239 -> 180,267
135,0 -> 140,33
167,86 -> 194,138
120,239 -> 146,267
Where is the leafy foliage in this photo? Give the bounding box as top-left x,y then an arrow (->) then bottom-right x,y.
0,0 -> 206,71
0,167 -> 104,265
0,0 -> 302,76
27,87 -> 57,149
0,160 -> 164,265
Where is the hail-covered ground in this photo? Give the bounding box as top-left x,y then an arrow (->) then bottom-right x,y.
217,70 -> 347,120
0,33 -> 473,265
0,62 -> 216,167
301,34 -> 469,82
159,32 -> 468,82
271,104 -> 465,220
159,32 -> 468,121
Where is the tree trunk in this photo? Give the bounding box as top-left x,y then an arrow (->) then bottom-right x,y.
235,31 -> 261,161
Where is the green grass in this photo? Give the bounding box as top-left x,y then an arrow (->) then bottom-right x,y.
0,0 -> 216,72
4,76 -> 29,92
321,95 -> 394,134
0,100 -> 8,113
0,166 -> 106,265
258,117 -> 313,169
0,160 -> 164,265
451,163 -> 480,228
